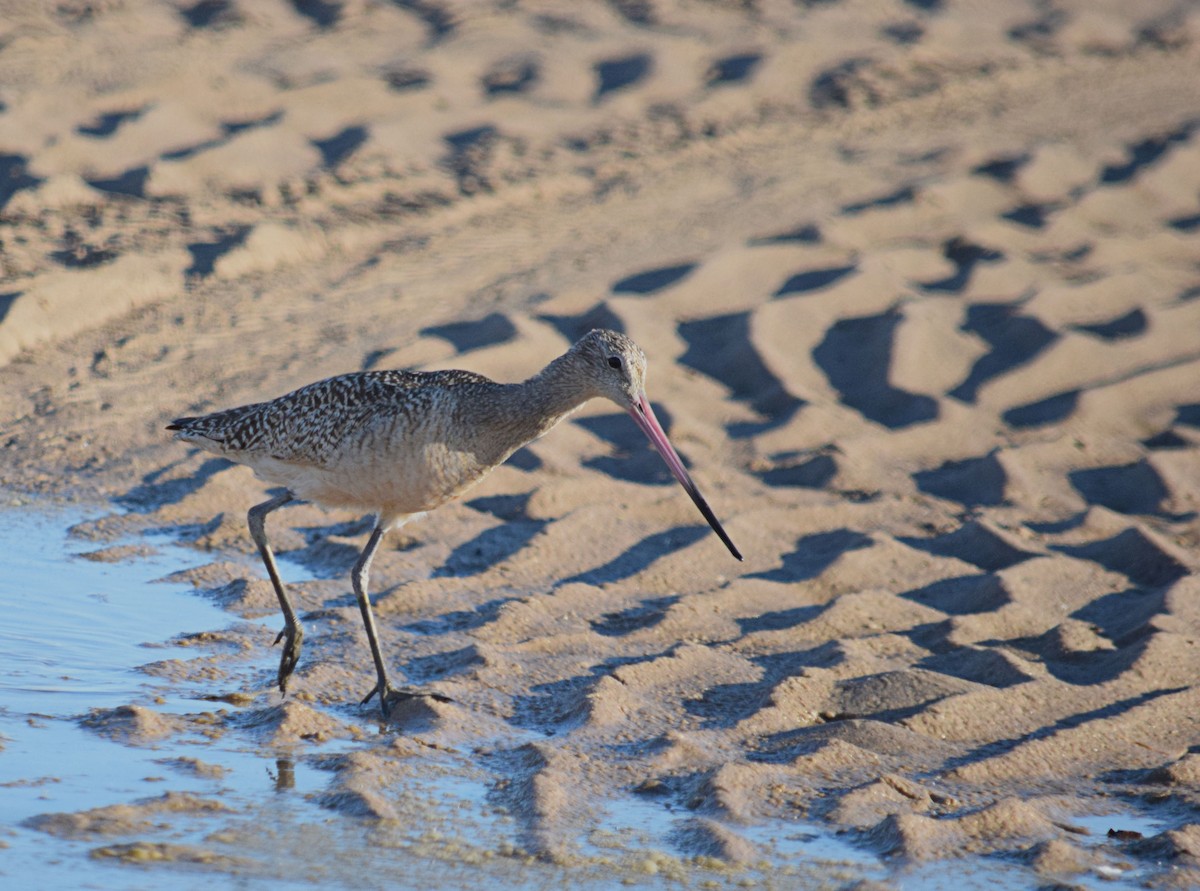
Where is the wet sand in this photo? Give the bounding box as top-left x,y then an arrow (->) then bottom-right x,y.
3,0 -> 1200,886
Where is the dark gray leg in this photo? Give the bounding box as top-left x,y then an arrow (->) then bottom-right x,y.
247,492 -> 302,694
352,523 -> 405,716
350,523 -> 453,720
354,523 -> 450,718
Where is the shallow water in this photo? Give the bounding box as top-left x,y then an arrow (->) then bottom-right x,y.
0,505 -> 330,889
0,504 -> 1167,890
2,523 -> 218,708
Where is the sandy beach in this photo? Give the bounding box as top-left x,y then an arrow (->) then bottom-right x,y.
3,0 -> 1200,886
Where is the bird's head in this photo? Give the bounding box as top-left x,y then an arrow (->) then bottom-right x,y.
567,328 -> 742,561
571,328 -> 649,410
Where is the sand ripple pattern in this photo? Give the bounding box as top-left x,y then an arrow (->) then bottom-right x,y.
4,0 -> 1200,884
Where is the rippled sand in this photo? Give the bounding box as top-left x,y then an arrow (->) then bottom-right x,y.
3,1 -> 1200,886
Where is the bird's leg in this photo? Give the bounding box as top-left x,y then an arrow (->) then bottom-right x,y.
351,524 -> 405,716
352,523 -> 447,718
247,492 -> 303,695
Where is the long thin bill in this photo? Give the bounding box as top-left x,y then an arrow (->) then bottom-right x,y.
628,394 -> 743,561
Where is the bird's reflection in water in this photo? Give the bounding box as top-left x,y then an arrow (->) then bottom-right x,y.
268,757 -> 295,792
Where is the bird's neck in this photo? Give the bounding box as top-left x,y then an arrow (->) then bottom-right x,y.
455,346 -> 600,471
502,350 -> 595,442
470,350 -> 591,459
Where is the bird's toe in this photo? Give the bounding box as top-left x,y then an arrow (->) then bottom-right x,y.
274,625 -> 304,694
369,684 -> 452,719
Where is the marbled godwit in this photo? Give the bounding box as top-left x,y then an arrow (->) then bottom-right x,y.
168,329 -> 741,716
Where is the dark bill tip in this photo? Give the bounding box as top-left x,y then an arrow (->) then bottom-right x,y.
682,478 -> 743,561
627,396 -> 742,561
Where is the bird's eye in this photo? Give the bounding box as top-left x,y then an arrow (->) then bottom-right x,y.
607,356 -> 622,370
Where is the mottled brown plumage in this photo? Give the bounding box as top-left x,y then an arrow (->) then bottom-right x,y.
169,329 -> 740,717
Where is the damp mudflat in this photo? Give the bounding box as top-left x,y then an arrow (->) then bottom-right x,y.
4,0 -> 1200,886
0,502 -> 1170,890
